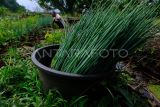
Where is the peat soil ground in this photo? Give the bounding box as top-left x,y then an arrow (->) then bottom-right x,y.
123,32 -> 160,106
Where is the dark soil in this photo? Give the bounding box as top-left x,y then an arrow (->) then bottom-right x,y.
0,60 -> 5,68
131,34 -> 160,80
121,32 -> 160,106
66,17 -> 80,25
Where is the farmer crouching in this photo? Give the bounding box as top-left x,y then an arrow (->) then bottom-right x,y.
52,9 -> 65,28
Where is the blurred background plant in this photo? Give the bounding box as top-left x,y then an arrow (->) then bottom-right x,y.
45,29 -> 65,44
0,15 -> 52,45
0,7 -> 11,16
0,0 -> 25,12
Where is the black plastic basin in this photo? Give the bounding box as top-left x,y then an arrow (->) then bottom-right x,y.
31,44 -> 110,97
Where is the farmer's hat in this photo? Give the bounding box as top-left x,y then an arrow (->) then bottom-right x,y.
53,9 -> 61,14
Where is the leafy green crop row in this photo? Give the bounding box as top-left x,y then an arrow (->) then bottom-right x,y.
0,7 -> 10,16
45,29 -> 65,44
0,15 -> 52,44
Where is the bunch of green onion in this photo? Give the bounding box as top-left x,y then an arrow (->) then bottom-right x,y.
51,2 -> 157,74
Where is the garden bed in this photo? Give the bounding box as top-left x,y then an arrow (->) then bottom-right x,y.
0,25 -> 151,107
1,11 -> 160,106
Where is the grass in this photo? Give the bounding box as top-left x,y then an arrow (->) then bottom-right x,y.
0,47 -> 67,106
148,84 -> 160,100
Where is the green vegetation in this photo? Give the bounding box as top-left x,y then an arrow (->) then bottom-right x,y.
51,2 -> 157,74
148,84 -> 160,100
0,15 -> 52,45
0,47 -> 66,106
0,0 -> 24,12
45,29 -> 65,44
0,7 -> 11,16
38,0 -> 95,12
38,0 -> 156,13
0,0 -> 160,106
0,47 -> 149,106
